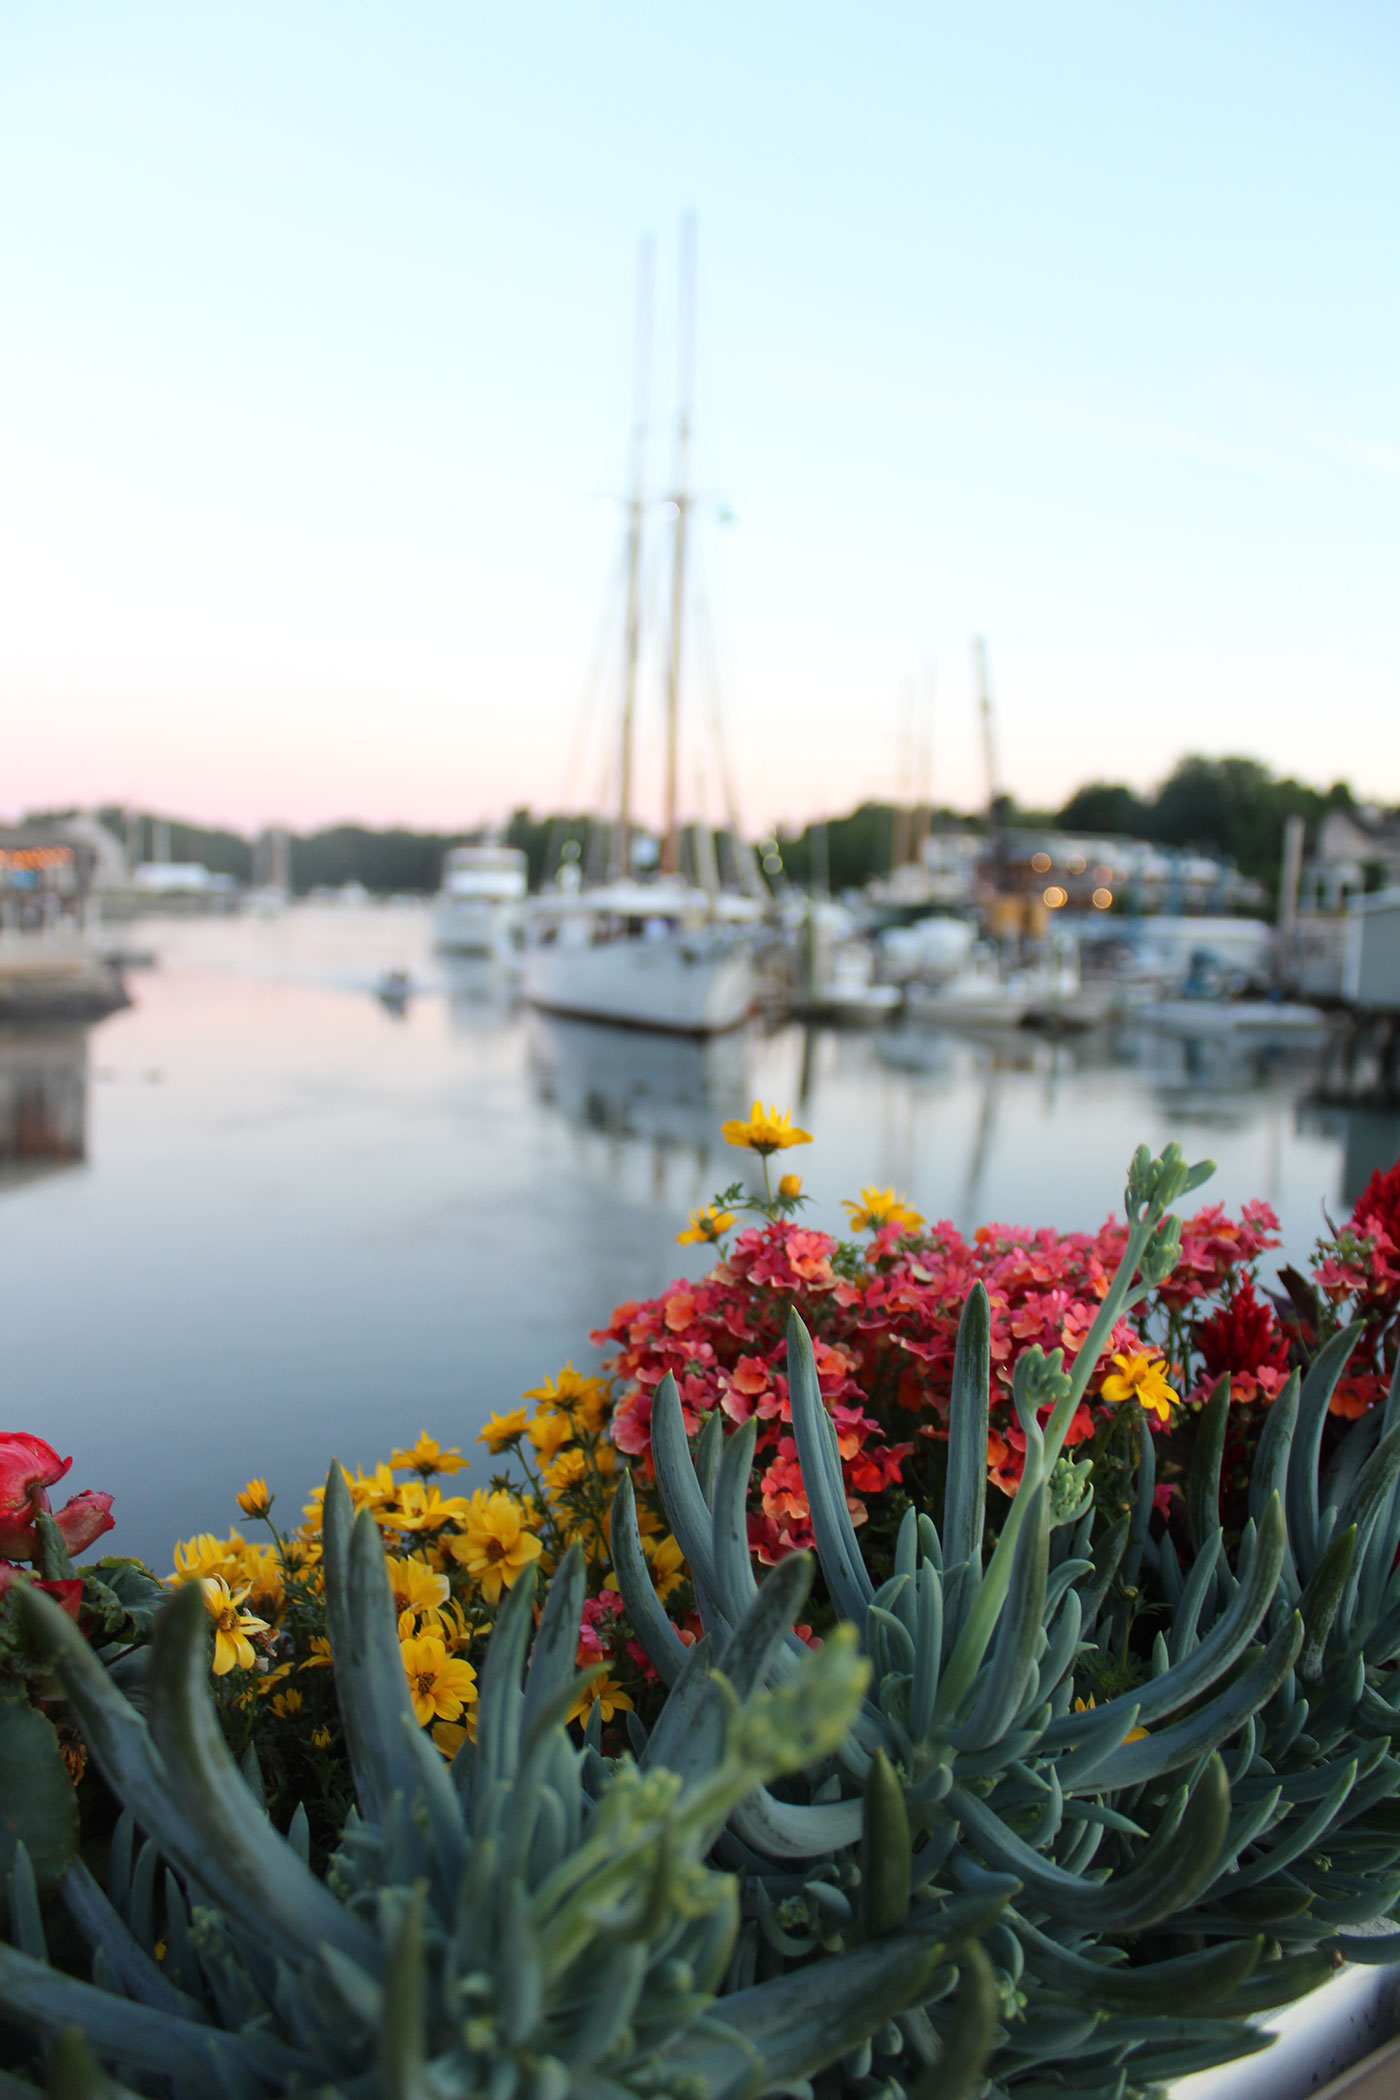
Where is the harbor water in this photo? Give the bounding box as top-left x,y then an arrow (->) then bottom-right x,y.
3,906 -> 1396,1567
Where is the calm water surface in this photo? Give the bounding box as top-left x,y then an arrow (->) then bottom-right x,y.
4,906 -> 1396,1565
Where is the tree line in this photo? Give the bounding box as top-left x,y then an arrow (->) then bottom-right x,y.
64,755 -> 1377,904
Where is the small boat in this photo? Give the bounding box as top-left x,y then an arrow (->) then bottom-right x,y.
374,968 -> 413,1015
431,845 -> 528,957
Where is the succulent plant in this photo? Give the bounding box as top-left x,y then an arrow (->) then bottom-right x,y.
0,1467 -> 997,2100
613,1144 -> 1400,2097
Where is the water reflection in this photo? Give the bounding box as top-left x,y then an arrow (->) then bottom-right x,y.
0,1025 -> 89,1187
527,1012 -> 749,1149
1297,1102 -> 1400,1210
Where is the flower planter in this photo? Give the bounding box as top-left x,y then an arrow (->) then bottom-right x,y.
1168,1964 -> 1400,2100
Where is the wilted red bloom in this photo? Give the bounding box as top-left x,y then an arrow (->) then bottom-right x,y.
0,1435 -> 114,1563
0,1563 -> 82,1618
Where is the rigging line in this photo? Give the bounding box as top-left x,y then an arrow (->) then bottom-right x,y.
541,537 -> 626,888
694,568 -> 768,901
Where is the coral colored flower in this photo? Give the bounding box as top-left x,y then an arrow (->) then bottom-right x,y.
399,1633 -> 478,1727
390,1434 -> 468,1477
527,1410 -> 573,1462
1100,1351 -> 1178,1425
478,1409 -> 529,1454
842,1186 -> 924,1233
720,1101 -> 813,1155
199,1577 -> 269,1675
677,1204 -> 737,1245
236,1479 -> 272,1519
447,1491 -> 544,1604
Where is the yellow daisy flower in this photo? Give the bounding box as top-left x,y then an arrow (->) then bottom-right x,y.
568,1675 -> 633,1724
399,1634 -> 478,1727
526,1410 -> 573,1462
199,1577 -> 269,1676
236,1479 -> 273,1520
390,1433 -> 468,1478
1100,1351 -> 1178,1426
842,1186 -> 924,1233
446,1491 -> 544,1605
676,1204 -> 736,1246
477,1408 -> 530,1454
719,1101 -> 813,1156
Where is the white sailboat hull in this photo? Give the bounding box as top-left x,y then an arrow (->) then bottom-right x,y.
523,934 -> 754,1035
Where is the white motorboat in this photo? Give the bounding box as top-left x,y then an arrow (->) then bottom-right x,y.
523,879 -> 755,1035
431,845 -> 528,956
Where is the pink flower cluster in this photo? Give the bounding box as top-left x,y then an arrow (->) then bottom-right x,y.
595,1201 -> 1293,1558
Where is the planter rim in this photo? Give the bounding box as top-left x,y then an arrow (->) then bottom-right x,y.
1165,1961 -> 1400,2100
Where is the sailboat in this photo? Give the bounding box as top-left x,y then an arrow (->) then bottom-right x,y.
522,225 -> 759,1037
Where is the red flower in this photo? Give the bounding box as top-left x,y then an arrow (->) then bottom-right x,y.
0,1563 -> 82,1618
1194,1277 -> 1291,1398
0,1435 -> 114,1563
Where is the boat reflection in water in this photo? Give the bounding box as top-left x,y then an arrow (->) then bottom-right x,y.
439,954 -> 521,1033
1119,1019 -> 1325,1132
0,1025 -> 89,1188
527,1010 -> 748,1153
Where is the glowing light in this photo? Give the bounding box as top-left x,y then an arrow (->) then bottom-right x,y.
1030,851 -> 1052,873
660,500 -> 680,520
1093,865 -> 1113,883
1092,887 -> 1113,909
1066,854 -> 1087,874
1043,886 -> 1068,909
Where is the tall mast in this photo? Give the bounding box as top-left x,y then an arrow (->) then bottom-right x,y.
660,214 -> 696,878
613,237 -> 654,882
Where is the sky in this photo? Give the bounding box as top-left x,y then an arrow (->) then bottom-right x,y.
1,1 -> 1397,838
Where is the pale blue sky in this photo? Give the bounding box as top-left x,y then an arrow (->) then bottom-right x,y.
2,2 -> 1395,833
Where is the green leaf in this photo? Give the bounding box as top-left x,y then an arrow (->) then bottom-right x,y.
953,1754 -> 1232,1932
787,1311 -> 875,1624
1299,1524 -> 1357,1679
1288,1323 -> 1367,1565
610,1472 -> 691,1686
947,1485 -> 1048,1749
909,1942 -> 999,2100
944,1283 -> 991,1574
1071,1612 -> 1302,1793
860,1750 -> 911,1938
0,1702 -> 77,1907
649,1373 -> 723,1610
1187,1375 -> 1231,1555
522,1545 -> 587,1749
